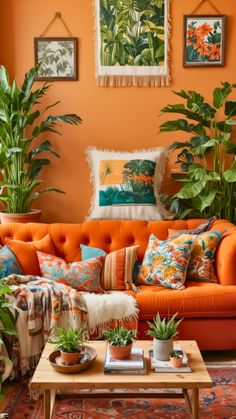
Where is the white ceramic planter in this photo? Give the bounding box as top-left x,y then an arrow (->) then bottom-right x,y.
153,338 -> 173,361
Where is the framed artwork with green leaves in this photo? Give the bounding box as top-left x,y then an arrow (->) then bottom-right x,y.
183,15 -> 226,67
34,37 -> 78,81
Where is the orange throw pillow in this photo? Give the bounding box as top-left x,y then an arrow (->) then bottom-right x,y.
5,234 -> 55,276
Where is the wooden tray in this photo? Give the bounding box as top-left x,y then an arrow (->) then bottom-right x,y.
49,345 -> 97,374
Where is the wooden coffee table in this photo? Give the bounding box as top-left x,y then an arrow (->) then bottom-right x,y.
30,340 -> 212,419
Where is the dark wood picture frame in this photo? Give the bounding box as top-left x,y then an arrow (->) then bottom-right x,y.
183,15 -> 226,67
34,37 -> 78,81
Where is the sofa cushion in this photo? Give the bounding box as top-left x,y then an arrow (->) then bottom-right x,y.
86,147 -> 167,220
81,244 -> 139,291
0,246 -> 23,278
136,282 -> 236,320
37,251 -> 105,293
5,234 -> 55,276
169,230 -> 224,283
137,234 -> 193,290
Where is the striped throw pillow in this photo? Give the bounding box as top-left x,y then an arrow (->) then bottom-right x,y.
102,245 -> 139,291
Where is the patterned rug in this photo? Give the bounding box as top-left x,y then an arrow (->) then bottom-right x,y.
3,368 -> 236,418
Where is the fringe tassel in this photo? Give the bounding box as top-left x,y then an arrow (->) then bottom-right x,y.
89,313 -> 139,339
97,75 -> 170,88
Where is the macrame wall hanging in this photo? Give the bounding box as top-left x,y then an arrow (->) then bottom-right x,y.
94,0 -> 172,87
34,12 -> 78,81
183,0 -> 226,67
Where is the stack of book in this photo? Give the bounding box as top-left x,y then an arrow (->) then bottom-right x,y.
104,346 -> 147,375
149,346 -> 191,372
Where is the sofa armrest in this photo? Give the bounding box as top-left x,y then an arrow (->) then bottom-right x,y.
216,232 -> 236,285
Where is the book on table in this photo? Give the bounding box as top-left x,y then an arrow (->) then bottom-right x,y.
104,346 -> 147,375
149,345 -> 192,373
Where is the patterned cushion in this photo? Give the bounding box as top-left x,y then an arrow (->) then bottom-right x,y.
172,231 -> 224,283
80,244 -> 106,260
81,244 -> 139,291
86,147 -> 167,220
137,234 -> 193,290
0,246 -> 23,278
37,252 -> 105,293
168,217 -> 216,239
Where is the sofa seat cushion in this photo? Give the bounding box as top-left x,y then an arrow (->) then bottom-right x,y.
136,282 -> 236,320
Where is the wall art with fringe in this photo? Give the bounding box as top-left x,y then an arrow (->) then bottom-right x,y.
94,0 -> 171,87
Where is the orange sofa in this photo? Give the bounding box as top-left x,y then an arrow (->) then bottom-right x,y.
1,218 -> 236,350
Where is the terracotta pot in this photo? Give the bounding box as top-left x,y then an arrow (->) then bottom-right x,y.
0,209 -> 41,224
60,350 -> 83,365
169,356 -> 183,368
109,343 -> 132,360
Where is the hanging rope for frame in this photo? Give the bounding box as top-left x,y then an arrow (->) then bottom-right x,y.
190,0 -> 221,15
39,12 -> 73,38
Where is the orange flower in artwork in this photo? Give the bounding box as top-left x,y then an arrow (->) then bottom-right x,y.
187,27 -> 197,38
196,23 -> 213,37
197,41 -> 211,57
208,43 -> 221,61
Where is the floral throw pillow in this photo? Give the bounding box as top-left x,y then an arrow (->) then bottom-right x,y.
137,234 -> 193,290
168,217 -> 216,239
171,231 -> 224,283
37,252 -> 105,293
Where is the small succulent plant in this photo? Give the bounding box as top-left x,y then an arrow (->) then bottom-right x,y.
48,327 -> 87,353
147,313 -> 183,341
103,327 -> 135,347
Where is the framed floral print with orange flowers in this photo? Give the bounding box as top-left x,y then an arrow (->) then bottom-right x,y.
183,15 -> 226,67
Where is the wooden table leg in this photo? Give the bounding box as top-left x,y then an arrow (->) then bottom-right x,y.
44,389 -> 56,419
192,388 -> 199,419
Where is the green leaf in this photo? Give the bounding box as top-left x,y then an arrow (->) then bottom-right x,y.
175,179 -> 207,199
213,82 -> 232,109
223,169 -> 236,182
160,119 -> 195,133
0,66 -> 11,93
192,190 -> 217,212
225,100 -> 236,117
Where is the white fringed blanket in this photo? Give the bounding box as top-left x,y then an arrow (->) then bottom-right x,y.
83,291 -> 139,336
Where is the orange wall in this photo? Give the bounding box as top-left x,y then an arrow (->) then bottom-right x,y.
0,0 -> 235,222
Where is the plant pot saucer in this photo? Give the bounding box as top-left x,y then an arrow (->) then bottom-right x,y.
49,345 -> 97,374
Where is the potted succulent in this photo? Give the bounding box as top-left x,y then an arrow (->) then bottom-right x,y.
0,65 -> 82,223
104,326 -> 135,360
48,327 -> 87,365
147,313 -> 183,361
169,350 -> 183,368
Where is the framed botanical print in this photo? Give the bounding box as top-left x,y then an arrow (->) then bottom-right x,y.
34,37 -> 78,81
183,15 -> 226,67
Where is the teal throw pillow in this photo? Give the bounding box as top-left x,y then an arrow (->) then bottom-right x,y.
80,244 -> 107,260
0,246 -> 23,278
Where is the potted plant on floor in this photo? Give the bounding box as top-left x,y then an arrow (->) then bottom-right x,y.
48,327 -> 87,365
104,326 -> 135,360
147,313 -> 183,361
0,65 -> 82,223
159,82 -> 236,223
169,350 -> 183,368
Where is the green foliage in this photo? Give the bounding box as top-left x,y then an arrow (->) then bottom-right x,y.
159,82 -> 236,223
0,281 -> 17,395
147,313 -> 183,340
48,327 -> 87,353
169,350 -> 183,359
0,65 -> 82,213
103,326 -> 135,347
100,0 -> 165,66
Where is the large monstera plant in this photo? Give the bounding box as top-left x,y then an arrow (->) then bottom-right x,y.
160,82 -> 236,223
0,65 -> 82,214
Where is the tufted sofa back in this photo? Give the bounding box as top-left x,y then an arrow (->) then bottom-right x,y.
0,218 -> 234,264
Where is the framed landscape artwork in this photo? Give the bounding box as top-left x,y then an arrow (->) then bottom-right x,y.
183,15 -> 226,67
34,37 -> 78,81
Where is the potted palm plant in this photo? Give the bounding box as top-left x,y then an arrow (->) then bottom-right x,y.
48,327 -> 87,365
159,82 -> 236,223
103,327 -> 135,360
0,65 -> 82,223
147,313 -> 183,361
